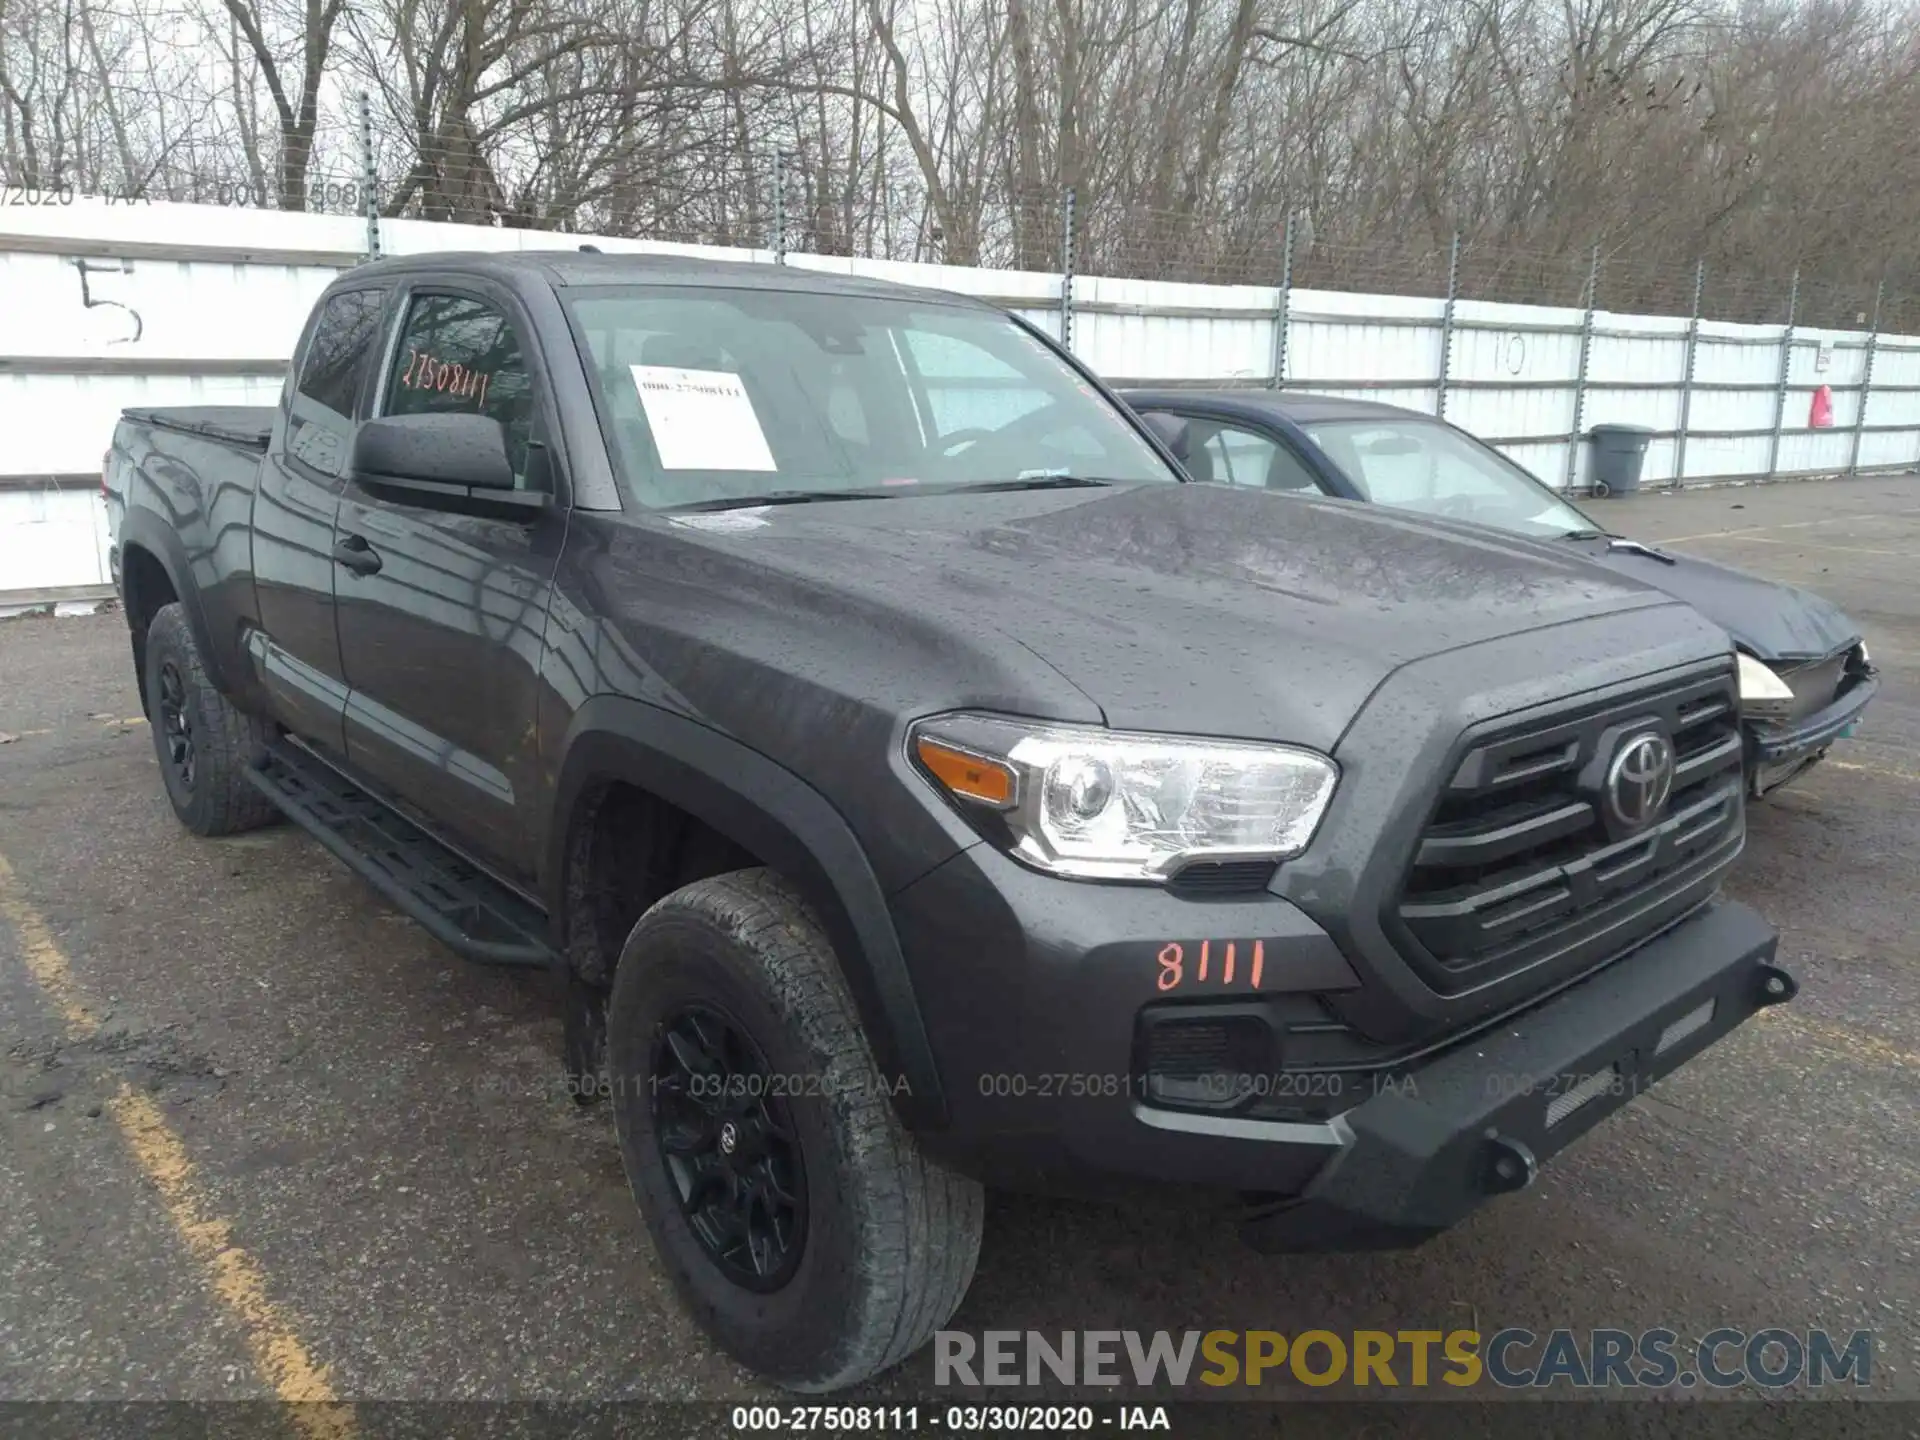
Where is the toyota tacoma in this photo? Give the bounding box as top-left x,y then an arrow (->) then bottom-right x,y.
105,251 -> 1794,1392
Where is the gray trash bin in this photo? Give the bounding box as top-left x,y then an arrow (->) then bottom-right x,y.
1586,424 -> 1654,496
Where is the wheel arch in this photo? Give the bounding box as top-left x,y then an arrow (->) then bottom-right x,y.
543,695 -> 948,1129
117,511 -> 229,700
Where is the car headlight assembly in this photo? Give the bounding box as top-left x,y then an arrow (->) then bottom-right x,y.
908,713 -> 1338,882
1736,651 -> 1796,719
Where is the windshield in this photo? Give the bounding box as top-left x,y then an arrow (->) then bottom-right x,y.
565,286 -> 1177,509
1301,418 -> 1594,538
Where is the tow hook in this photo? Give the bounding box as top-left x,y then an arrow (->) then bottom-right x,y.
1755,963 -> 1798,1007
1483,1133 -> 1537,1194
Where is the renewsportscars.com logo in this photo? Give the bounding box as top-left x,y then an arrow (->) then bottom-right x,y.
934,1327 -> 1874,1390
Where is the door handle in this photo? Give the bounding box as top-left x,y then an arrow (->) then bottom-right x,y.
332,534 -> 383,576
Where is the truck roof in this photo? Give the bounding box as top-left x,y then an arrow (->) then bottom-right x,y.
345,249 -> 988,308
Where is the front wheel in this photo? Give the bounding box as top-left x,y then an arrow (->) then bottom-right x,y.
606,869 -> 983,1391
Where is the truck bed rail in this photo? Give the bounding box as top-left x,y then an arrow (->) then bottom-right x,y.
121,406 -> 275,452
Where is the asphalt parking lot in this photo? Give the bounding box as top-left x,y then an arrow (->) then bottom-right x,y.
2,474 -> 1917,1430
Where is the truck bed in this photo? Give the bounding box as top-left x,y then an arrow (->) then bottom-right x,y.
121,406 -> 275,452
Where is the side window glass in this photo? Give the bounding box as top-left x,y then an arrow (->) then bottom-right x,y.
289,287 -> 386,475
384,294 -> 537,484
1251,433 -> 1324,493
1187,418 -> 1328,492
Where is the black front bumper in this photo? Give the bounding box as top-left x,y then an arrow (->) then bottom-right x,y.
893,832 -> 1785,1242
1241,898 -> 1788,1251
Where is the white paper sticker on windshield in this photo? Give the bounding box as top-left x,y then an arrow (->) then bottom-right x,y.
629,365 -> 777,472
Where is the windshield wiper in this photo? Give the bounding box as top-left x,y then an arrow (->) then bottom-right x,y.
1556,527 -> 1677,563
668,489 -> 898,513
1605,536 -> 1675,563
958,475 -> 1116,494
669,476 -> 1116,513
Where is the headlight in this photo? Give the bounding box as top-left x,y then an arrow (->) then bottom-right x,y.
1736,651 -> 1795,717
908,713 -> 1338,882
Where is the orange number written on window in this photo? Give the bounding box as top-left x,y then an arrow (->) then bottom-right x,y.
399,348 -> 492,409
1154,940 -> 1266,993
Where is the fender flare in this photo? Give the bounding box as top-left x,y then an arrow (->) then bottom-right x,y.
543,695 -> 948,1129
115,508 -> 231,695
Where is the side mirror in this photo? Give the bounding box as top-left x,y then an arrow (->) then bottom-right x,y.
353,412 -> 517,493
1138,411 -> 1191,464
350,412 -> 548,516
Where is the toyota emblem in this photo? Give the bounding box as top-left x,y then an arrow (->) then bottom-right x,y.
1606,731 -> 1675,830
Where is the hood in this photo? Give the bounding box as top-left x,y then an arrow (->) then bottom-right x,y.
1568,538 -> 1861,661
643,483 -> 1700,752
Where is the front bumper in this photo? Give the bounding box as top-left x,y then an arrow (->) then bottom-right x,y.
1242,898 -> 1787,1250
892,839 -> 1785,1243
1745,672 -> 1877,794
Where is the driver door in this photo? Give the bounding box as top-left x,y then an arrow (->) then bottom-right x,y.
332,279 -> 568,886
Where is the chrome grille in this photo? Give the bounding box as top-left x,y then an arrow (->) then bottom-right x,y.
1392,666 -> 1745,995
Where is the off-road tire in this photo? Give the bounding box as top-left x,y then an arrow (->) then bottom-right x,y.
607,868 -> 983,1391
144,603 -> 277,837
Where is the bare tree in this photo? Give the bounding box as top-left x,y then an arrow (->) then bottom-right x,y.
6,0 -> 1918,324
220,0 -> 346,209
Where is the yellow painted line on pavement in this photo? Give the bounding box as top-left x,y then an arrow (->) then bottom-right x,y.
1725,535 -> 1913,558
0,850 -> 354,1439
1763,1006 -> 1920,1077
1658,505 -> 1920,545
108,1088 -> 353,1426
0,853 -> 97,1033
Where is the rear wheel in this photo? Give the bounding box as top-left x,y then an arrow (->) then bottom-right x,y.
607,869 -> 983,1391
143,603 -> 277,837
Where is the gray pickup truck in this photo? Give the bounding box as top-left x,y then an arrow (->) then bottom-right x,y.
106,249 -> 1794,1391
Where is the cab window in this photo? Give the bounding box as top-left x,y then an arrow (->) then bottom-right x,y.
1150,413 -> 1326,493
287,286 -> 388,475
383,294 -> 537,484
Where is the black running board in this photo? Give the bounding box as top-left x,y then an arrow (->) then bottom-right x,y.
247,742 -> 556,969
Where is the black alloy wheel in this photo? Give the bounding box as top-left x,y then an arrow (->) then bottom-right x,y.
649,1003 -> 807,1290
156,659 -> 196,791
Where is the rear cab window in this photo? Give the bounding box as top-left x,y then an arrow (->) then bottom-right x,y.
287,287 -> 388,476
